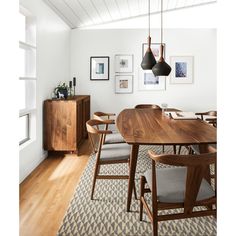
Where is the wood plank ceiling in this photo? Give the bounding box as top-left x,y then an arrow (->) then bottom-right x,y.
43,0 -> 216,29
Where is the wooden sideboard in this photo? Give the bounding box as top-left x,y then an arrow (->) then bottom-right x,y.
43,95 -> 90,152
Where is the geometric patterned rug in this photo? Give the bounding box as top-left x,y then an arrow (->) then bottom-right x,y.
57,145 -> 216,236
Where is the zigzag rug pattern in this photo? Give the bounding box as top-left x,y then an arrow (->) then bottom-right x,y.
57,145 -> 216,236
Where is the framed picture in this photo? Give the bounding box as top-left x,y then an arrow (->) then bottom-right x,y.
115,75 -> 133,93
90,56 -> 109,80
115,54 -> 133,73
142,43 -> 165,61
139,69 -> 165,91
170,56 -> 193,84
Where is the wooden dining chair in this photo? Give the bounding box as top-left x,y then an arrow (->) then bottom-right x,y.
196,111 -> 217,127
135,104 -> 161,109
190,111 -> 217,155
86,119 -> 137,200
161,108 -> 186,154
140,150 -> 216,236
135,106 -> 185,155
93,111 -> 125,144
205,118 -> 217,128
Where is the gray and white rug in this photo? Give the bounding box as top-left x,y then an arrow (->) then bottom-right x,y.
57,145 -> 216,236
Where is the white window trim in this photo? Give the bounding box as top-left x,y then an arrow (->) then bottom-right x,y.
19,41 -> 36,50
19,7 -> 37,147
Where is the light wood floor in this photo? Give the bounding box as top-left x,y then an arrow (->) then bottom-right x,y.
20,140 -> 92,236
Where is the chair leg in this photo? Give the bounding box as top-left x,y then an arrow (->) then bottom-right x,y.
133,181 -> 138,200
152,188 -> 158,236
162,145 -> 165,153
152,220 -> 158,236
188,147 -> 194,154
173,145 -> 176,154
140,176 -> 145,221
91,161 -> 100,200
178,145 -> 182,154
152,204 -> 158,236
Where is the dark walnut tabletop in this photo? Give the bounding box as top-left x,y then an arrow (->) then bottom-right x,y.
116,108 -> 216,146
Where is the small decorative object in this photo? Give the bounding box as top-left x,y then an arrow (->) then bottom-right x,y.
54,82 -> 69,99
139,69 -> 165,91
152,0 -> 171,76
115,55 -> 133,73
69,81 -> 73,96
141,0 -> 156,70
115,75 -> 133,94
170,56 -> 193,84
161,103 -> 168,112
90,57 -> 109,80
73,77 -> 76,95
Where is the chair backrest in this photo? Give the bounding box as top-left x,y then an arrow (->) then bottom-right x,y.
164,108 -> 181,112
195,110 -> 217,120
135,104 -> 161,109
206,118 -> 217,127
148,150 -> 216,214
93,111 -> 116,121
86,119 -> 112,153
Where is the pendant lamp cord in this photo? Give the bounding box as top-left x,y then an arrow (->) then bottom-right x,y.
148,0 -> 150,37
161,0 -> 163,45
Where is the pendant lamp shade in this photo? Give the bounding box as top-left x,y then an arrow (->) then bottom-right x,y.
152,0 -> 171,76
141,36 -> 156,70
141,0 -> 156,70
152,45 -> 171,76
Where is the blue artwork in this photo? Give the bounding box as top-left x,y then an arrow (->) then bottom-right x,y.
175,62 -> 187,77
96,63 -> 104,74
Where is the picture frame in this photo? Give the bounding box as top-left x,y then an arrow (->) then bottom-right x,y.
139,69 -> 166,91
142,43 -> 165,61
170,56 -> 194,84
115,75 -> 133,94
90,56 -> 109,80
115,54 -> 133,73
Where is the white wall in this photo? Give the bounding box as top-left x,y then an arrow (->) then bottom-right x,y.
19,0 -> 70,183
71,28 -> 216,114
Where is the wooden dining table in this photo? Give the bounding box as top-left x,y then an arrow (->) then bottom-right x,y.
116,108 -> 217,212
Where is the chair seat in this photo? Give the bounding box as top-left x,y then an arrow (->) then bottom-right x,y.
100,143 -> 131,161
104,132 -> 125,144
144,167 -> 215,203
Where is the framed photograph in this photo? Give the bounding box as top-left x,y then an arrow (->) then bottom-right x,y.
115,54 -> 133,73
90,56 -> 109,80
142,43 -> 165,61
170,56 -> 193,84
115,75 -> 133,93
139,69 -> 165,91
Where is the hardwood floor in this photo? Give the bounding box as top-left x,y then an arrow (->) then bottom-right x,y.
20,140 -> 92,236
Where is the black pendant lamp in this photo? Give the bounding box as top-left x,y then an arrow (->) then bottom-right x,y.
141,0 -> 156,70
152,0 -> 171,76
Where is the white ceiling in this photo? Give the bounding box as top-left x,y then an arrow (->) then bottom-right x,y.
43,0 -> 217,29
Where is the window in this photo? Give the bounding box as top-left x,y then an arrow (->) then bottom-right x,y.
19,114 -> 30,145
19,7 -> 36,145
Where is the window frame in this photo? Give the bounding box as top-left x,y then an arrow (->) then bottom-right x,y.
19,6 -> 37,146
19,113 -> 30,145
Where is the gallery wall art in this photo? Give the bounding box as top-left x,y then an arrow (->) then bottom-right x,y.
115,54 -> 133,73
115,75 -> 133,93
139,69 -> 165,91
90,56 -> 109,80
170,56 -> 193,84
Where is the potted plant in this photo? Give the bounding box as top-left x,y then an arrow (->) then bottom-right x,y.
54,82 -> 70,99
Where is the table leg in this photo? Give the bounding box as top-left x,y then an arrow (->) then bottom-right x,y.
127,144 -> 139,212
